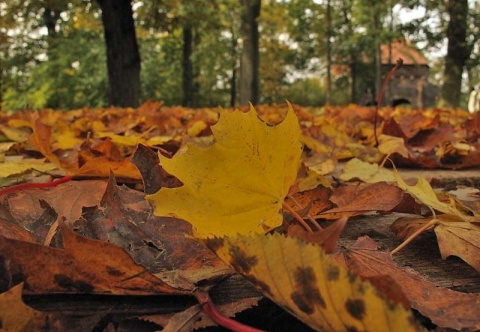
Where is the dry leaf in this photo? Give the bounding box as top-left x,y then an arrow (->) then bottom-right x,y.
4,180 -> 107,236
0,221 -> 184,295
29,116 -> 141,180
391,215 -> 480,272
340,158 -> 396,183
0,159 -> 57,178
284,185 -> 333,216
377,134 -> 410,158
0,283 -> 102,332
147,104 -> 303,237
132,143 -> 182,195
204,233 -> 420,331
288,216 -> 348,253
0,283 -> 44,331
338,236 -> 480,330
72,172 -> 224,273
316,182 -> 404,219
393,171 -> 478,222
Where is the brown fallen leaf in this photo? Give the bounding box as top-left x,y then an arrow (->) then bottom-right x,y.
284,184 -> 334,216
448,186 -> 480,215
131,143 -> 182,195
0,221 -> 185,295
336,236 -> 480,331
0,283 -> 44,331
391,215 -> 480,272
0,283 -> 102,332
315,182 -> 404,219
0,200 -> 37,243
72,172 -> 224,273
5,179 -> 108,227
287,216 -> 349,253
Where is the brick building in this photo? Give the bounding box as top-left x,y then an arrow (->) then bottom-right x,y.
378,39 -> 438,108
337,39 -> 439,108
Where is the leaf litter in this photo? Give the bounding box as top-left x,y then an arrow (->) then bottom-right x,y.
0,102 -> 480,330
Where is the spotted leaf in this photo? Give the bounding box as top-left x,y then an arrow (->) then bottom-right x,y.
204,233 -> 421,331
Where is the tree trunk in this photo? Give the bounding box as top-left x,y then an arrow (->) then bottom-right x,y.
42,8 -> 61,38
441,0 -> 469,107
350,57 -> 357,103
325,0 -> 332,104
230,25 -> 238,107
97,0 -> 141,107
238,0 -> 261,106
182,24 -> 195,107
373,13 -> 382,105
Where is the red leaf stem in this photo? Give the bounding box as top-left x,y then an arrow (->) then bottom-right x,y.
0,174 -> 73,196
374,58 -> 403,147
194,289 -> 265,332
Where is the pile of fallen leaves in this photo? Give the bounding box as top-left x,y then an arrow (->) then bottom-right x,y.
1,101 -> 480,331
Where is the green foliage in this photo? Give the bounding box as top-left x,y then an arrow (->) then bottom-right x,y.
140,34 -> 183,106
1,1 -> 107,111
1,0 -> 479,110
280,78 -> 326,106
3,29 -> 107,111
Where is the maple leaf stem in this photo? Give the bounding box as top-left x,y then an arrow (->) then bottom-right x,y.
282,202 -> 315,233
0,174 -> 73,196
374,58 -> 403,147
193,289 -> 265,332
287,194 -> 322,230
390,218 -> 439,255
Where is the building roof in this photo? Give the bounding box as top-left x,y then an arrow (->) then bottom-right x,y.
380,39 -> 429,66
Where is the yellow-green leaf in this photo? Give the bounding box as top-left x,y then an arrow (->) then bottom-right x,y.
204,233 -> 420,331
146,104 -> 303,237
341,159 -> 477,222
340,158 -> 396,183
393,171 -> 476,222
0,159 -> 57,178
377,134 -> 409,158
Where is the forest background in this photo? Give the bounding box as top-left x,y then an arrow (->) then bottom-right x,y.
0,0 -> 479,112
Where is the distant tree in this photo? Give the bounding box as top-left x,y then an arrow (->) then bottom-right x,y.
258,1 -> 294,104
182,24 -> 196,107
238,0 -> 261,105
137,0 -> 236,107
1,0 -> 108,110
441,0 -> 470,107
326,0 -> 332,104
397,0 -> 479,107
97,0 -> 141,107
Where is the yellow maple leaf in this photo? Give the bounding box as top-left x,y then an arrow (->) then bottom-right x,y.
204,233 -> 420,331
146,104 -> 303,237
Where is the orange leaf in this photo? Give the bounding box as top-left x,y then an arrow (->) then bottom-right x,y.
29,115 -> 141,180
0,221 -> 184,295
316,182 -> 404,219
337,236 -> 480,330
